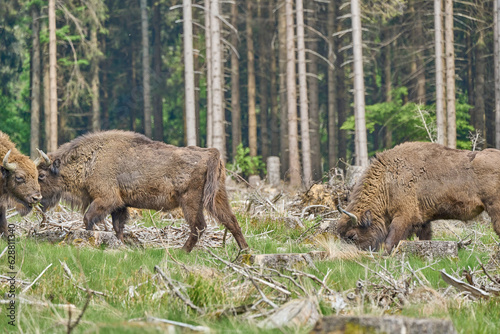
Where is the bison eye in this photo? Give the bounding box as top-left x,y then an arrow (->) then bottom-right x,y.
15,176 -> 25,183
346,231 -> 358,242
38,174 -> 46,181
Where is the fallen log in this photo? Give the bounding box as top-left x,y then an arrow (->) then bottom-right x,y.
310,315 -> 457,334
393,240 -> 458,259
239,251 -> 326,269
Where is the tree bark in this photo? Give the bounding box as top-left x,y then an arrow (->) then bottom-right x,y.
474,31 -> 486,145
351,0 -> 368,167
327,0 -> 337,169
247,0 -> 257,158
183,0 -> 196,146
285,0 -> 301,187
435,0 -> 446,146
258,0 -> 270,161
153,1 -> 163,141
205,0 -> 213,147
270,0 -> 280,158
415,3 -> 426,104
140,0 -> 152,138
382,27 -> 393,148
296,0 -> 311,187
495,0 -> 500,148
308,21 -> 321,180
278,1 -> 289,178
91,24 -> 100,132
336,6 -> 347,163
444,0 -> 455,148
48,0 -> 58,152
211,0 -> 225,159
43,36 -> 50,151
30,5 -> 41,158
230,2 -> 241,158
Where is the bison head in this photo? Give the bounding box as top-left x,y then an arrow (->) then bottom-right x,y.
35,152 -> 63,212
1,149 -> 43,212
336,204 -> 386,251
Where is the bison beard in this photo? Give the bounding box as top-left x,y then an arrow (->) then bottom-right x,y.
336,142 -> 500,252
37,130 -> 249,252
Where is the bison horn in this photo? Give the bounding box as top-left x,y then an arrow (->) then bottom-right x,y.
34,148 -> 51,167
2,150 -> 17,171
336,204 -> 358,226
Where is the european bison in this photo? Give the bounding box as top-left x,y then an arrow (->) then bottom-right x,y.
36,130 -> 249,252
1,131 -> 44,235
336,141 -> 500,251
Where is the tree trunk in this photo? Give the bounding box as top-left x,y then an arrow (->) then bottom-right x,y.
308,23 -> 321,180
102,37 -> 109,130
230,2 -> 241,158
211,0 -> 225,159
30,5 -> 41,158
466,31 -> 474,123
474,31 -> 486,145
131,47 -> 137,131
495,0 -> 500,148
296,0 -> 311,187
140,0 -> 152,138
415,4 -> 426,104
48,0 -> 58,152
327,0 -> 337,169
270,0 -> 280,158
434,0 -> 446,146
444,0 -> 455,148
285,0 -> 301,187
247,0 -> 257,158
43,38 -> 50,151
205,0 -> 213,147
382,27 -> 393,148
258,0 -> 270,161
183,0 -> 196,145
336,7 -> 347,163
91,24 -> 100,132
153,1 -> 163,141
278,0 -> 289,178
351,0 -> 368,167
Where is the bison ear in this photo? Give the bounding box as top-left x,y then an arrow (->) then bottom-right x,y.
360,210 -> 372,228
1,166 -> 7,179
50,159 -> 61,175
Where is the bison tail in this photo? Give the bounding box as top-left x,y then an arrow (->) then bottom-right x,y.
203,149 -> 224,215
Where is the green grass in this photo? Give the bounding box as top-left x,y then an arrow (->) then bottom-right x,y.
0,211 -> 499,333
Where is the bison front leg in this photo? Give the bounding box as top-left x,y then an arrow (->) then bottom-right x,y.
384,217 -> 414,252
0,205 -> 8,236
181,202 -> 207,253
84,198 -> 116,233
111,207 -> 129,242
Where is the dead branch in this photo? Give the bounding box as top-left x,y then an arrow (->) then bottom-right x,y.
22,263 -> 52,293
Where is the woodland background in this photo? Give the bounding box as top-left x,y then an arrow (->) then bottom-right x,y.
1,0 -> 499,185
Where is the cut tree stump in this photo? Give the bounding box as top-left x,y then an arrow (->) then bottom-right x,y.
394,240 -> 458,259
310,315 -> 457,334
239,251 -> 326,269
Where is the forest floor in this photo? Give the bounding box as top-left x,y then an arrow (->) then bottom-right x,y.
0,182 -> 499,333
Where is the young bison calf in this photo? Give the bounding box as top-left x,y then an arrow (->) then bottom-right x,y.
37,130 -> 249,252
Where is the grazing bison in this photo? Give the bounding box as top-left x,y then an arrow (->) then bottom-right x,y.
36,130 -> 249,252
336,141 -> 500,252
1,131 -> 44,235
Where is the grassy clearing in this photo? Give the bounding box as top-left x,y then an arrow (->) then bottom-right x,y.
0,206 -> 499,333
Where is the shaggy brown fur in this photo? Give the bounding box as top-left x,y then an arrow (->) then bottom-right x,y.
37,130 -> 249,252
337,142 -> 500,251
0,131 -> 42,235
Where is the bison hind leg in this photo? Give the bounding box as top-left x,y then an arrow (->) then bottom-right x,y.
84,198 -> 120,233
180,201 -> 207,253
111,207 -> 129,242
415,222 -> 432,240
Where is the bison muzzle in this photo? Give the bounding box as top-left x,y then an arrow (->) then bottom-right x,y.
36,130 -> 249,252
336,141 -> 500,252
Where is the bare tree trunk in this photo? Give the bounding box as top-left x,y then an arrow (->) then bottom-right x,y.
43,39 -> 50,151
278,0 -> 289,177
30,5 -> 41,158
131,48 -> 137,131
327,0 -> 337,169
308,22 -> 321,180
285,0 -> 301,187
183,0 -> 196,145
247,0 -> 257,158
205,0 -> 213,147
466,31 -> 474,124
153,1 -> 163,141
444,0 -> 455,148
258,0 -> 270,161
230,2 -> 241,158
270,0 -> 280,158
211,0 -> 225,159
382,28 -> 393,148
474,31 -> 486,145
351,0 -> 368,166
495,0 -> 500,148
415,4 -> 426,104
91,24 -> 100,132
140,0 -> 152,138
435,0 -> 446,145
296,0 -> 311,186
336,4 -> 347,163
48,0 -> 58,151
